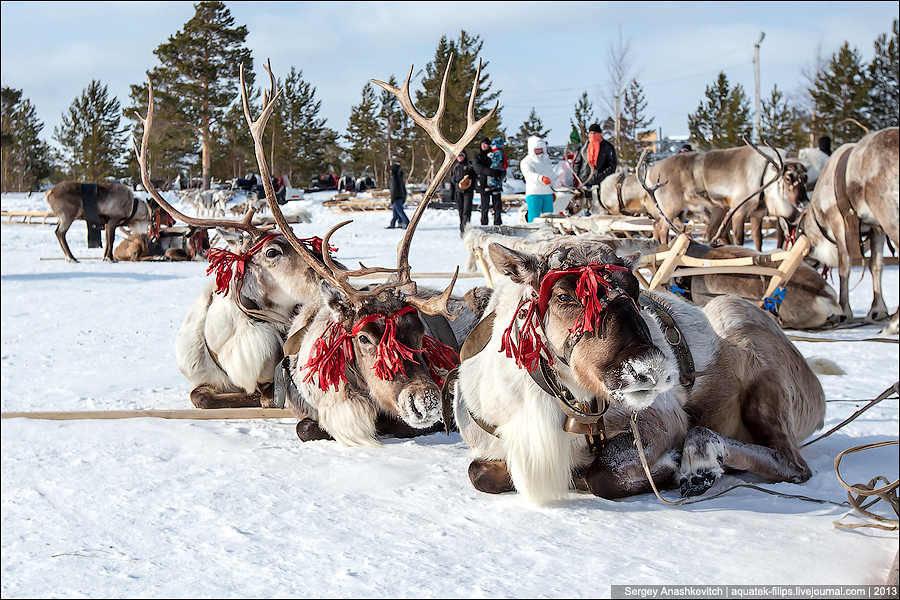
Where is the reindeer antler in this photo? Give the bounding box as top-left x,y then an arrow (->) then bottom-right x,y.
709,136 -> 785,245
133,76 -> 272,235
636,149 -> 680,235
241,61 -> 408,306
372,55 -> 498,318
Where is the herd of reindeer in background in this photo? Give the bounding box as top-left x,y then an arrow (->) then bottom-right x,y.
38,56 -> 899,503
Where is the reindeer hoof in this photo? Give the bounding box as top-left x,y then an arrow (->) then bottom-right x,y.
295,419 -> 332,442
867,307 -> 889,322
680,471 -> 718,497
190,386 -> 217,409
468,459 -> 514,494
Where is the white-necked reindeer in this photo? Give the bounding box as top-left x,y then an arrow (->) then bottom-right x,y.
135,74 -> 334,409
453,173 -> 827,504
276,57 -> 497,446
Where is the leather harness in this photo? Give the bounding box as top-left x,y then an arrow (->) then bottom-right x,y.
441,290 -> 697,449
832,147 -> 863,263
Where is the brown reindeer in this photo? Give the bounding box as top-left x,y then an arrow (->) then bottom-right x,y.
596,143 -> 806,249
454,238 -> 826,503
796,127 -> 899,334
46,181 -> 152,262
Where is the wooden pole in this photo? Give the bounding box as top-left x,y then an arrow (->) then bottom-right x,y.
759,235 -> 810,305
1,408 -> 294,421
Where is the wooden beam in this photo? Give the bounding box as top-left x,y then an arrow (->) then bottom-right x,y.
648,234 -> 691,290
1,408 -> 294,421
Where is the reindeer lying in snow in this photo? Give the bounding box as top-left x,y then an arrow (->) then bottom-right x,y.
453,239 -> 826,504
136,56 -> 495,446
794,127 -> 899,335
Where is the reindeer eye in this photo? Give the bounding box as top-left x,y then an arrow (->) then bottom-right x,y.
265,247 -> 281,259
557,293 -> 576,303
358,334 -> 372,345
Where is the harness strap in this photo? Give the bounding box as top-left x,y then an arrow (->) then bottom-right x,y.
615,171 -> 626,214
122,197 -> 140,225
638,292 -> 696,388
439,312 -> 496,435
833,147 -> 863,262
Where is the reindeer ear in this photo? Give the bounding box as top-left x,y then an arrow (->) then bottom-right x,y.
319,280 -> 353,321
216,228 -> 244,252
488,243 -> 540,290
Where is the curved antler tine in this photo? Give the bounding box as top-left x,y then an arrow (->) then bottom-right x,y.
636,149 -> 679,236
406,266 -> 461,320
321,220 -> 352,274
133,77 -> 260,234
433,55 -> 453,142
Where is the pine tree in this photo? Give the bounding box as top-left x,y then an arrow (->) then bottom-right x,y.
123,78 -> 195,187
54,80 -> 127,181
759,84 -> 806,151
345,82 -> 382,178
687,72 -> 752,149
150,1 -> 253,189
1,87 -> 53,192
413,31 -> 503,181
619,78 -> 654,166
279,67 -> 340,186
809,43 -> 872,145
508,108 -> 550,160
569,91 -> 595,146
868,18 -> 899,130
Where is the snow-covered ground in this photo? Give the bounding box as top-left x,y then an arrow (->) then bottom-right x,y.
2,191 -> 898,597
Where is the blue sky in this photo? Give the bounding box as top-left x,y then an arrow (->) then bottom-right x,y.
1,1 -> 897,152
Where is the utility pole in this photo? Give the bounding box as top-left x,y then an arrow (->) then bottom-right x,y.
753,31 -> 766,142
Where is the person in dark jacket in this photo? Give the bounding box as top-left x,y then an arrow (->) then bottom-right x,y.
388,163 -> 409,229
449,150 -> 477,235
472,137 -> 506,226
573,124 -> 617,211
818,135 -> 832,156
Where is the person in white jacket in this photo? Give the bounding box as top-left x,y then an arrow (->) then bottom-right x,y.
520,135 -> 556,222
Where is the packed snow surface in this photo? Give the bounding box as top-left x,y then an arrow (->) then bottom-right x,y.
2,191 -> 898,597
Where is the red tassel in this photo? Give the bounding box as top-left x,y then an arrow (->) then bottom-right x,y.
422,335 -> 460,386
571,265 -> 615,335
205,233 -> 280,296
302,321 -> 354,392
500,298 -> 554,372
299,236 -> 338,256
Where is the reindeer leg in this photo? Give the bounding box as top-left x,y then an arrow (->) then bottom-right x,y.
583,430 -> 680,499
190,385 -> 261,409
867,229 -> 889,322
729,211 -> 746,246
705,205 -> 726,243
103,219 -> 120,262
54,215 -> 79,262
750,215 -> 763,251
680,375 -> 813,497
296,418 -> 334,442
468,459 -> 515,494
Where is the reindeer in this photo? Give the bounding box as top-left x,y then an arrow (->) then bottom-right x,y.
272,57 -> 496,446
46,181 -> 153,262
795,127 -> 899,335
134,74 -> 341,409
453,235 -> 826,504
595,143 -> 806,250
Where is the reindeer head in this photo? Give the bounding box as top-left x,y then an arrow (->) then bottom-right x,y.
490,240 -> 676,412
767,159 -> 807,220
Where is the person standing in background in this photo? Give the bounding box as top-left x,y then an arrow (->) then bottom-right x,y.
520,136 -> 556,223
450,150 -> 476,235
472,137 -> 506,226
387,163 -> 409,229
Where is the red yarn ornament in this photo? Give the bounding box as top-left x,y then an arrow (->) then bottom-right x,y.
205,233 -> 280,296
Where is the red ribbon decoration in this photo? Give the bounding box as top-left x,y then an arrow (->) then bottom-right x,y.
302,305 -> 460,391
206,233 -> 281,296
299,236 -> 337,256
501,262 -> 632,371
